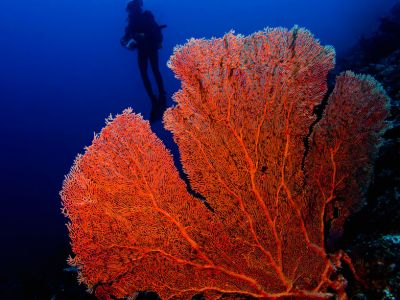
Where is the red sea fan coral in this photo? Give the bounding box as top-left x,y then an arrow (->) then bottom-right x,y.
60,27 -> 389,299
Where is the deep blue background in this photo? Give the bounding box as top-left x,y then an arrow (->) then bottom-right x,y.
0,0 -> 397,284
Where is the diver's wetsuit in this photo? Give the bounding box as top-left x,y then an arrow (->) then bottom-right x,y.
122,8 -> 166,119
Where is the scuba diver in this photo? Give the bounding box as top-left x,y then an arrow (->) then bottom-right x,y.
120,0 -> 167,122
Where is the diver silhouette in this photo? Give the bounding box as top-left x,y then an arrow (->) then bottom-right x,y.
121,0 -> 167,122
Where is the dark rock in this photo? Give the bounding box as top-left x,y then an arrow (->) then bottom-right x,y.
334,2 -> 400,299
345,235 -> 400,299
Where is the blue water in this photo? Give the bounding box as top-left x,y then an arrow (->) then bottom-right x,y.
0,0 -> 397,292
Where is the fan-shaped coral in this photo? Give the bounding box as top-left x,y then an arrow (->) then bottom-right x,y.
61,27 -> 389,299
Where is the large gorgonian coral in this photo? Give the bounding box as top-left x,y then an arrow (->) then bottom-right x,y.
61,27 -> 389,299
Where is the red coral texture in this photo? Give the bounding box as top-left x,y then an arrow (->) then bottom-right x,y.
61,27 -> 389,299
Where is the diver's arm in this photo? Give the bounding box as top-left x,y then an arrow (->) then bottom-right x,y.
121,17 -> 137,47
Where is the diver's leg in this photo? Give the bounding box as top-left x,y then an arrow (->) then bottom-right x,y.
148,49 -> 166,121
138,50 -> 157,103
149,49 -> 166,100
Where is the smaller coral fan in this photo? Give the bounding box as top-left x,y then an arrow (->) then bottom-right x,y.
61,27 -> 389,300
